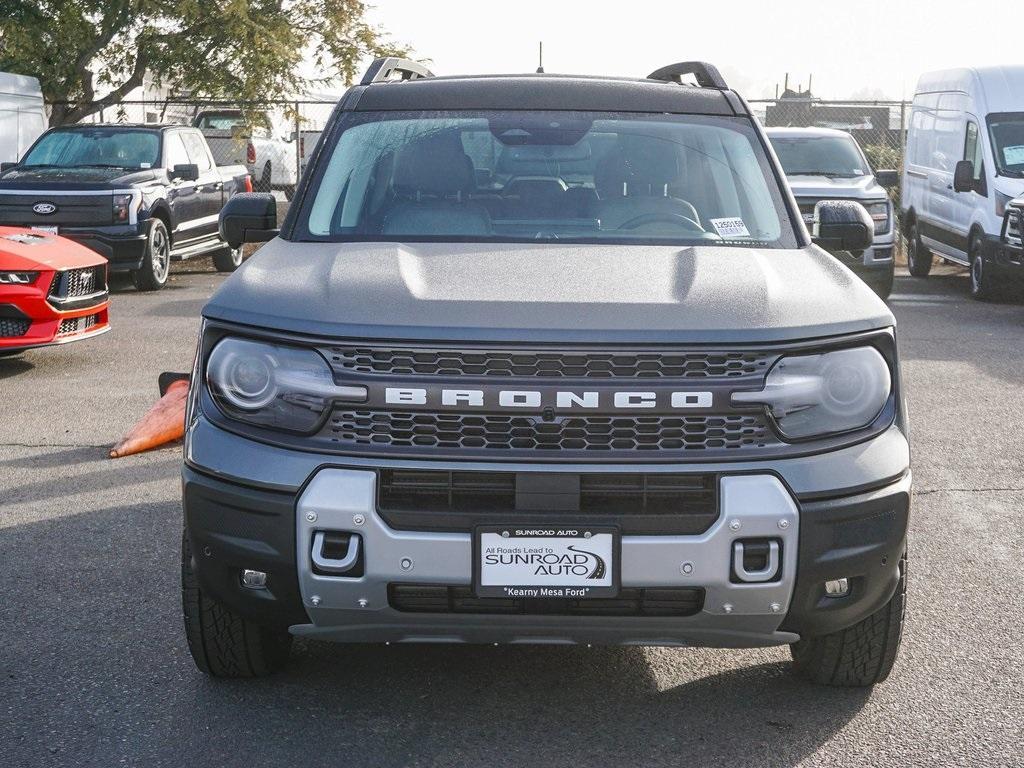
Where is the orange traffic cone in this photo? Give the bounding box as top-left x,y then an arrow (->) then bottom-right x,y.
109,378 -> 190,458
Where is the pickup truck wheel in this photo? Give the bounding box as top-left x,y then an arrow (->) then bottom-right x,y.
258,163 -> 272,193
181,530 -> 292,678
906,221 -> 932,277
132,219 -> 170,291
789,554 -> 906,687
212,245 -> 244,272
868,261 -> 895,300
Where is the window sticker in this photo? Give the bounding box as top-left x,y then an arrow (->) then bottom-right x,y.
1003,145 -> 1024,166
709,217 -> 750,237
140,162 -> 152,168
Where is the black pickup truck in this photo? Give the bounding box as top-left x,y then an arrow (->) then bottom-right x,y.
0,124 -> 251,290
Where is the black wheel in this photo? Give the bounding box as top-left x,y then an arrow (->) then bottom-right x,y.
131,218 -> 171,291
969,235 -> 996,300
869,261 -> 895,300
790,555 -> 906,687
212,245 -> 244,273
258,163 -> 272,193
181,530 -> 292,678
905,220 -> 932,277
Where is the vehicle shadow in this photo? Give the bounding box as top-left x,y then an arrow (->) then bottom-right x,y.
0,356 -> 34,378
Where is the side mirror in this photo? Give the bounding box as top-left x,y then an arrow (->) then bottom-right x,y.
0,162 -> 17,172
874,169 -> 899,188
219,192 -> 278,248
170,163 -> 199,182
812,200 -> 874,252
953,160 -> 975,193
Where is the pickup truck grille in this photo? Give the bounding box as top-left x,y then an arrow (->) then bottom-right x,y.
322,410 -> 775,454
1006,208 -> 1022,248
325,345 -> 774,379
0,192 -> 114,227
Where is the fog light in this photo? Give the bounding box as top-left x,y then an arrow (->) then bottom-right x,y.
824,578 -> 850,597
241,569 -> 268,589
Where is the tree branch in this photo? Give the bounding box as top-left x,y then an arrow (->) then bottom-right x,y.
62,49 -> 148,125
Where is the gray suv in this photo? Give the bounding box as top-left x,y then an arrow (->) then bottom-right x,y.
181,59 -> 910,687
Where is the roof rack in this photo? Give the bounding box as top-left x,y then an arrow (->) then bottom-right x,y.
360,57 -> 434,86
646,62 -> 728,90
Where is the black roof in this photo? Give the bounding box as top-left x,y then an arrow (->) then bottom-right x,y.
350,74 -> 744,116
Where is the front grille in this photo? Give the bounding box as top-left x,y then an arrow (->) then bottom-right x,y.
49,266 -> 107,304
377,469 -> 718,534
0,317 -> 30,337
389,584 -> 705,617
326,410 -> 774,454
325,345 -> 774,379
57,314 -> 98,336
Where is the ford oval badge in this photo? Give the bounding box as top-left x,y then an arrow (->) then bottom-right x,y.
32,202 -> 57,215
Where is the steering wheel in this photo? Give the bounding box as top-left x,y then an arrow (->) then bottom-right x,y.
617,212 -> 704,232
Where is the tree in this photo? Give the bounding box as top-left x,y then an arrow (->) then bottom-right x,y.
0,1 -> 409,126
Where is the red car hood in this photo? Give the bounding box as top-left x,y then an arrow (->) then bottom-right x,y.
0,226 -> 107,271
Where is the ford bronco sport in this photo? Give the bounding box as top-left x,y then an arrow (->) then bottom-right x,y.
181,59 -> 910,687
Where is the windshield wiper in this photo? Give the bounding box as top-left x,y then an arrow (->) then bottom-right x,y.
68,163 -> 133,169
787,171 -> 861,178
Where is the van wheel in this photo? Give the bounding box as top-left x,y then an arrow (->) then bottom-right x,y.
969,236 -> 996,300
212,245 -> 244,272
906,221 -> 932,277
131,219 -> 170,291
790,554 -> 907,687
258,163 -> 272,193
181,530 -> 292,678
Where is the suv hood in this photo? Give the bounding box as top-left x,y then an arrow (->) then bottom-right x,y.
203,241 -> 894,344
785,174 -> 887,200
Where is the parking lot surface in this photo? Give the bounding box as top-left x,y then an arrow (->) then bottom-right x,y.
1,261 -> 1022,767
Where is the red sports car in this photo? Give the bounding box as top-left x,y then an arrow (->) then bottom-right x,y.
0,226 -> 110,354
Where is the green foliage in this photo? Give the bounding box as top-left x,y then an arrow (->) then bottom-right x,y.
0,1 -> 409,125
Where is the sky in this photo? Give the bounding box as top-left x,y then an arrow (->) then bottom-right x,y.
359,0 -> 1022,101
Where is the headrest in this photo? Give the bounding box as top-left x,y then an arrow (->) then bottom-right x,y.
393,131 -> 475,197
594,137 -> 681,198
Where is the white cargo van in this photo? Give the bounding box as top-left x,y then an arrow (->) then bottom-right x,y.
902,66 -> 1024,298
0,72 -> 46,166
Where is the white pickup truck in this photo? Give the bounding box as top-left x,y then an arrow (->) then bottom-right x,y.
193,109 -> 297,199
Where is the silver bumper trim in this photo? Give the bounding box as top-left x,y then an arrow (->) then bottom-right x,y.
293,470 -> 800,647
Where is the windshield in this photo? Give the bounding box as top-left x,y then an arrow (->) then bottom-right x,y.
987,113 -> 1024,177
195,113 -> 246,131
22,128 -> 160,169
769,135 -> 867,178
299,110 -> 797,247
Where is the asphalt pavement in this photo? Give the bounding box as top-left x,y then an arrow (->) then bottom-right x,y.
1,260 -> 1022,767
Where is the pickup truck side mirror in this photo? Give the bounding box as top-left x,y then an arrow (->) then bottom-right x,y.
0,161 -> 17,172
219,192 -> 278,248
953,160 -> 975,193
874,169 -> 899,188
170,163 -> 199,182
812,200 -> 874,252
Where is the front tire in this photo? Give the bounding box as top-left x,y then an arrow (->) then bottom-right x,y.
969,236 -> 996,300
790,555 -> 906,687
181,531 -> 292,678
212,245 -> 244,273
906,221 -> 933,277
868,261 -> 895,300
132,219 -> 170,291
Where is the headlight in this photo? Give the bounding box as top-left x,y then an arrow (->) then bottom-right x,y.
995,190 -> 1014,218
112,193 -> 134,223
206,337 -> 365,433
0,271 -> 39,284
863,201 -> 890,236
733,346 -> 891,439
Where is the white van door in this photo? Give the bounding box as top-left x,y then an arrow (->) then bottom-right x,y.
922,99 -> 969,261
18,109 -> 44,158
953,117 -> 986,249
0,109 -> 18,164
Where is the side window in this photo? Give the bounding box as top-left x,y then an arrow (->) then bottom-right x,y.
181,131 -> 212,171
163,132 -> 190,169
964,121 -> 983,179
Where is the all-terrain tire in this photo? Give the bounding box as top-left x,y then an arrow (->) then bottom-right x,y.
790,555 -> 906,687
905,221 -> 932,277
181,530 -> 292,677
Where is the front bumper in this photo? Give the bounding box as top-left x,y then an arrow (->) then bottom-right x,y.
183,450 -> 910,647
57,224 -> 148,271
0,277 -> 110,352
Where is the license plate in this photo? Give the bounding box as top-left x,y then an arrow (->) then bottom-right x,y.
474,526 -> 619,598
31,225 -> 58,235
